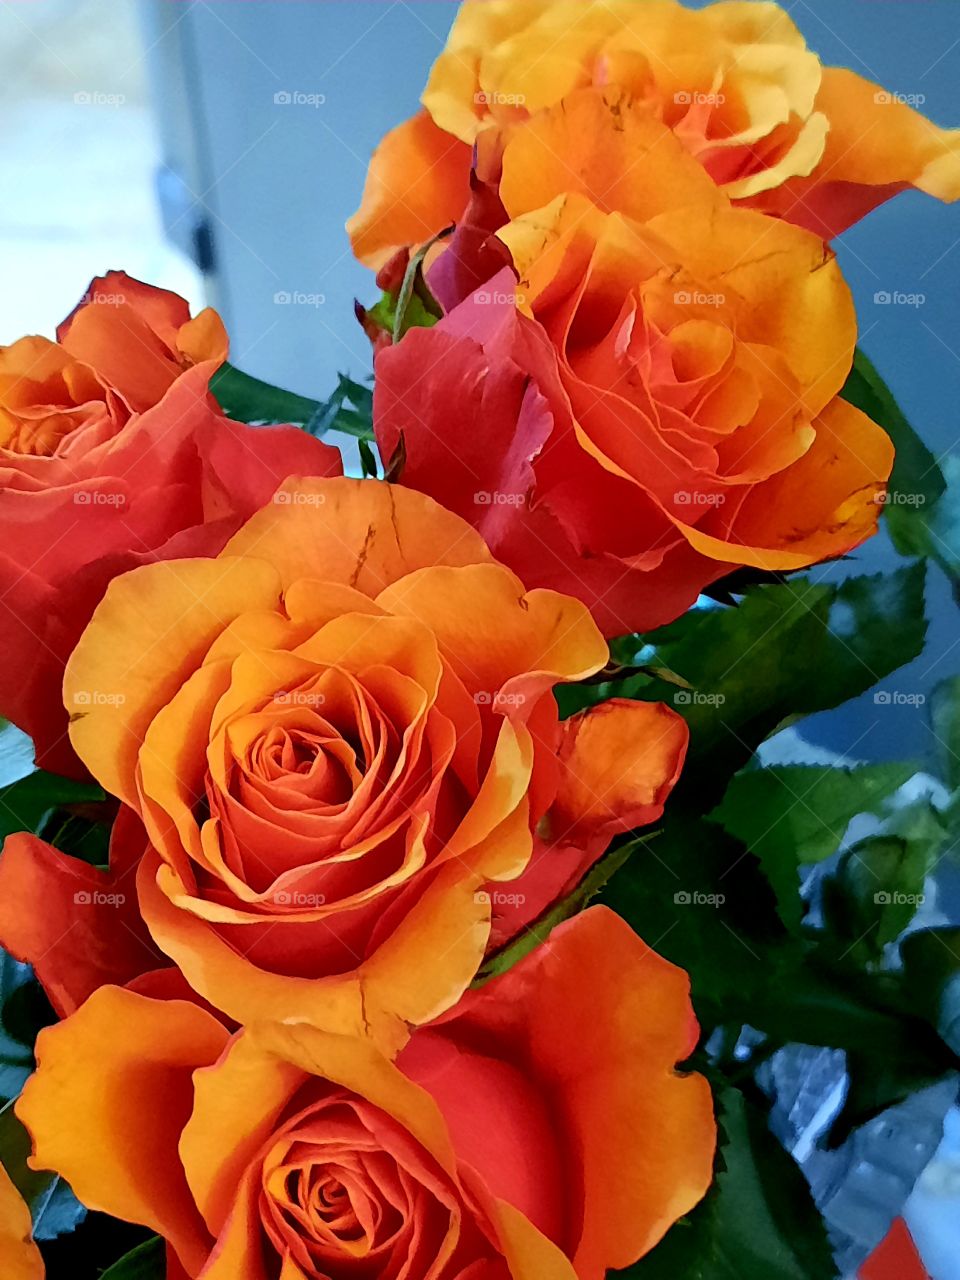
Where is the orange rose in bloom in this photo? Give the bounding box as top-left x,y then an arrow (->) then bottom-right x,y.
18,908 -> 716,1279
349,0 -> 960,262
374,96 -> 893,634
62,477 -> 688,1045
0,273 -> 340,775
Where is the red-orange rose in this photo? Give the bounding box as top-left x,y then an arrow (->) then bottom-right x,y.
18,908 -> 716,1279
0,272 -> 340,775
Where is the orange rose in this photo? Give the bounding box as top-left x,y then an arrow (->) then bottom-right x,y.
374,96 -> 893,633
55,269 -> 228,411
63,477 -> 688,1045
349,0 -> 960,263
18,908 -> 715,1279
0,274 -> 339,775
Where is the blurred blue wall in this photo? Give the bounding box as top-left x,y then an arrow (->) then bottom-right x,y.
141,0 -> 960,765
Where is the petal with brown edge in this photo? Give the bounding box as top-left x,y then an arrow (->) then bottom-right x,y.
222,477 -> 492,597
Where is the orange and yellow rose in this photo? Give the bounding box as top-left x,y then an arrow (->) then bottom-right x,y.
58,477 -> 687,1046
349,0 -> 960,264
17,908 -> 716,1280
374,92 -> 893,634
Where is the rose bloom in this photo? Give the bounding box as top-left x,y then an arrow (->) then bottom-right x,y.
18,908 -> 715,1280
58,476 -> 688,1045
348,0 -> 960,264
373,91 -> 893,635
0,272 -> 340,775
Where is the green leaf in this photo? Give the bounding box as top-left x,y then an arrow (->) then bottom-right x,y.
902,927 -> 960,1057
0,1101 -> 85,1241
602,811 -> 790,1022
391,228 -> 447,342
825,834 -> 932,957
827,1045 -> 953,1148
304,373 -> 375,442
624,1086 -> 837,1279
562,564 -> 927,810
0,771 -> 104,845
931,675 -> 960,793
209,362 -> 321,426
841,356 -> 960,586
99,1235 -> 165,1279
357,437 -> 379,479
367,288 -> 439,340
712,764 -> 916,931
841,349 -> 944,519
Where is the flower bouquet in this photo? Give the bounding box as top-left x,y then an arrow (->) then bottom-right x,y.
1,3 -> 959,1278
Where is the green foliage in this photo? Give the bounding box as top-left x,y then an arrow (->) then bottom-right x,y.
561,563 -> 927,810
0,770 -> 104,847
930,675 -> 960,793
623,1087 -> 837,1279
842,349 -> 960,589
98,1236 -> 165,1279
712,764 -> 916,931
209,361 -> 321,427
902,927 -> 960,1057
305,373 -> 375,442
